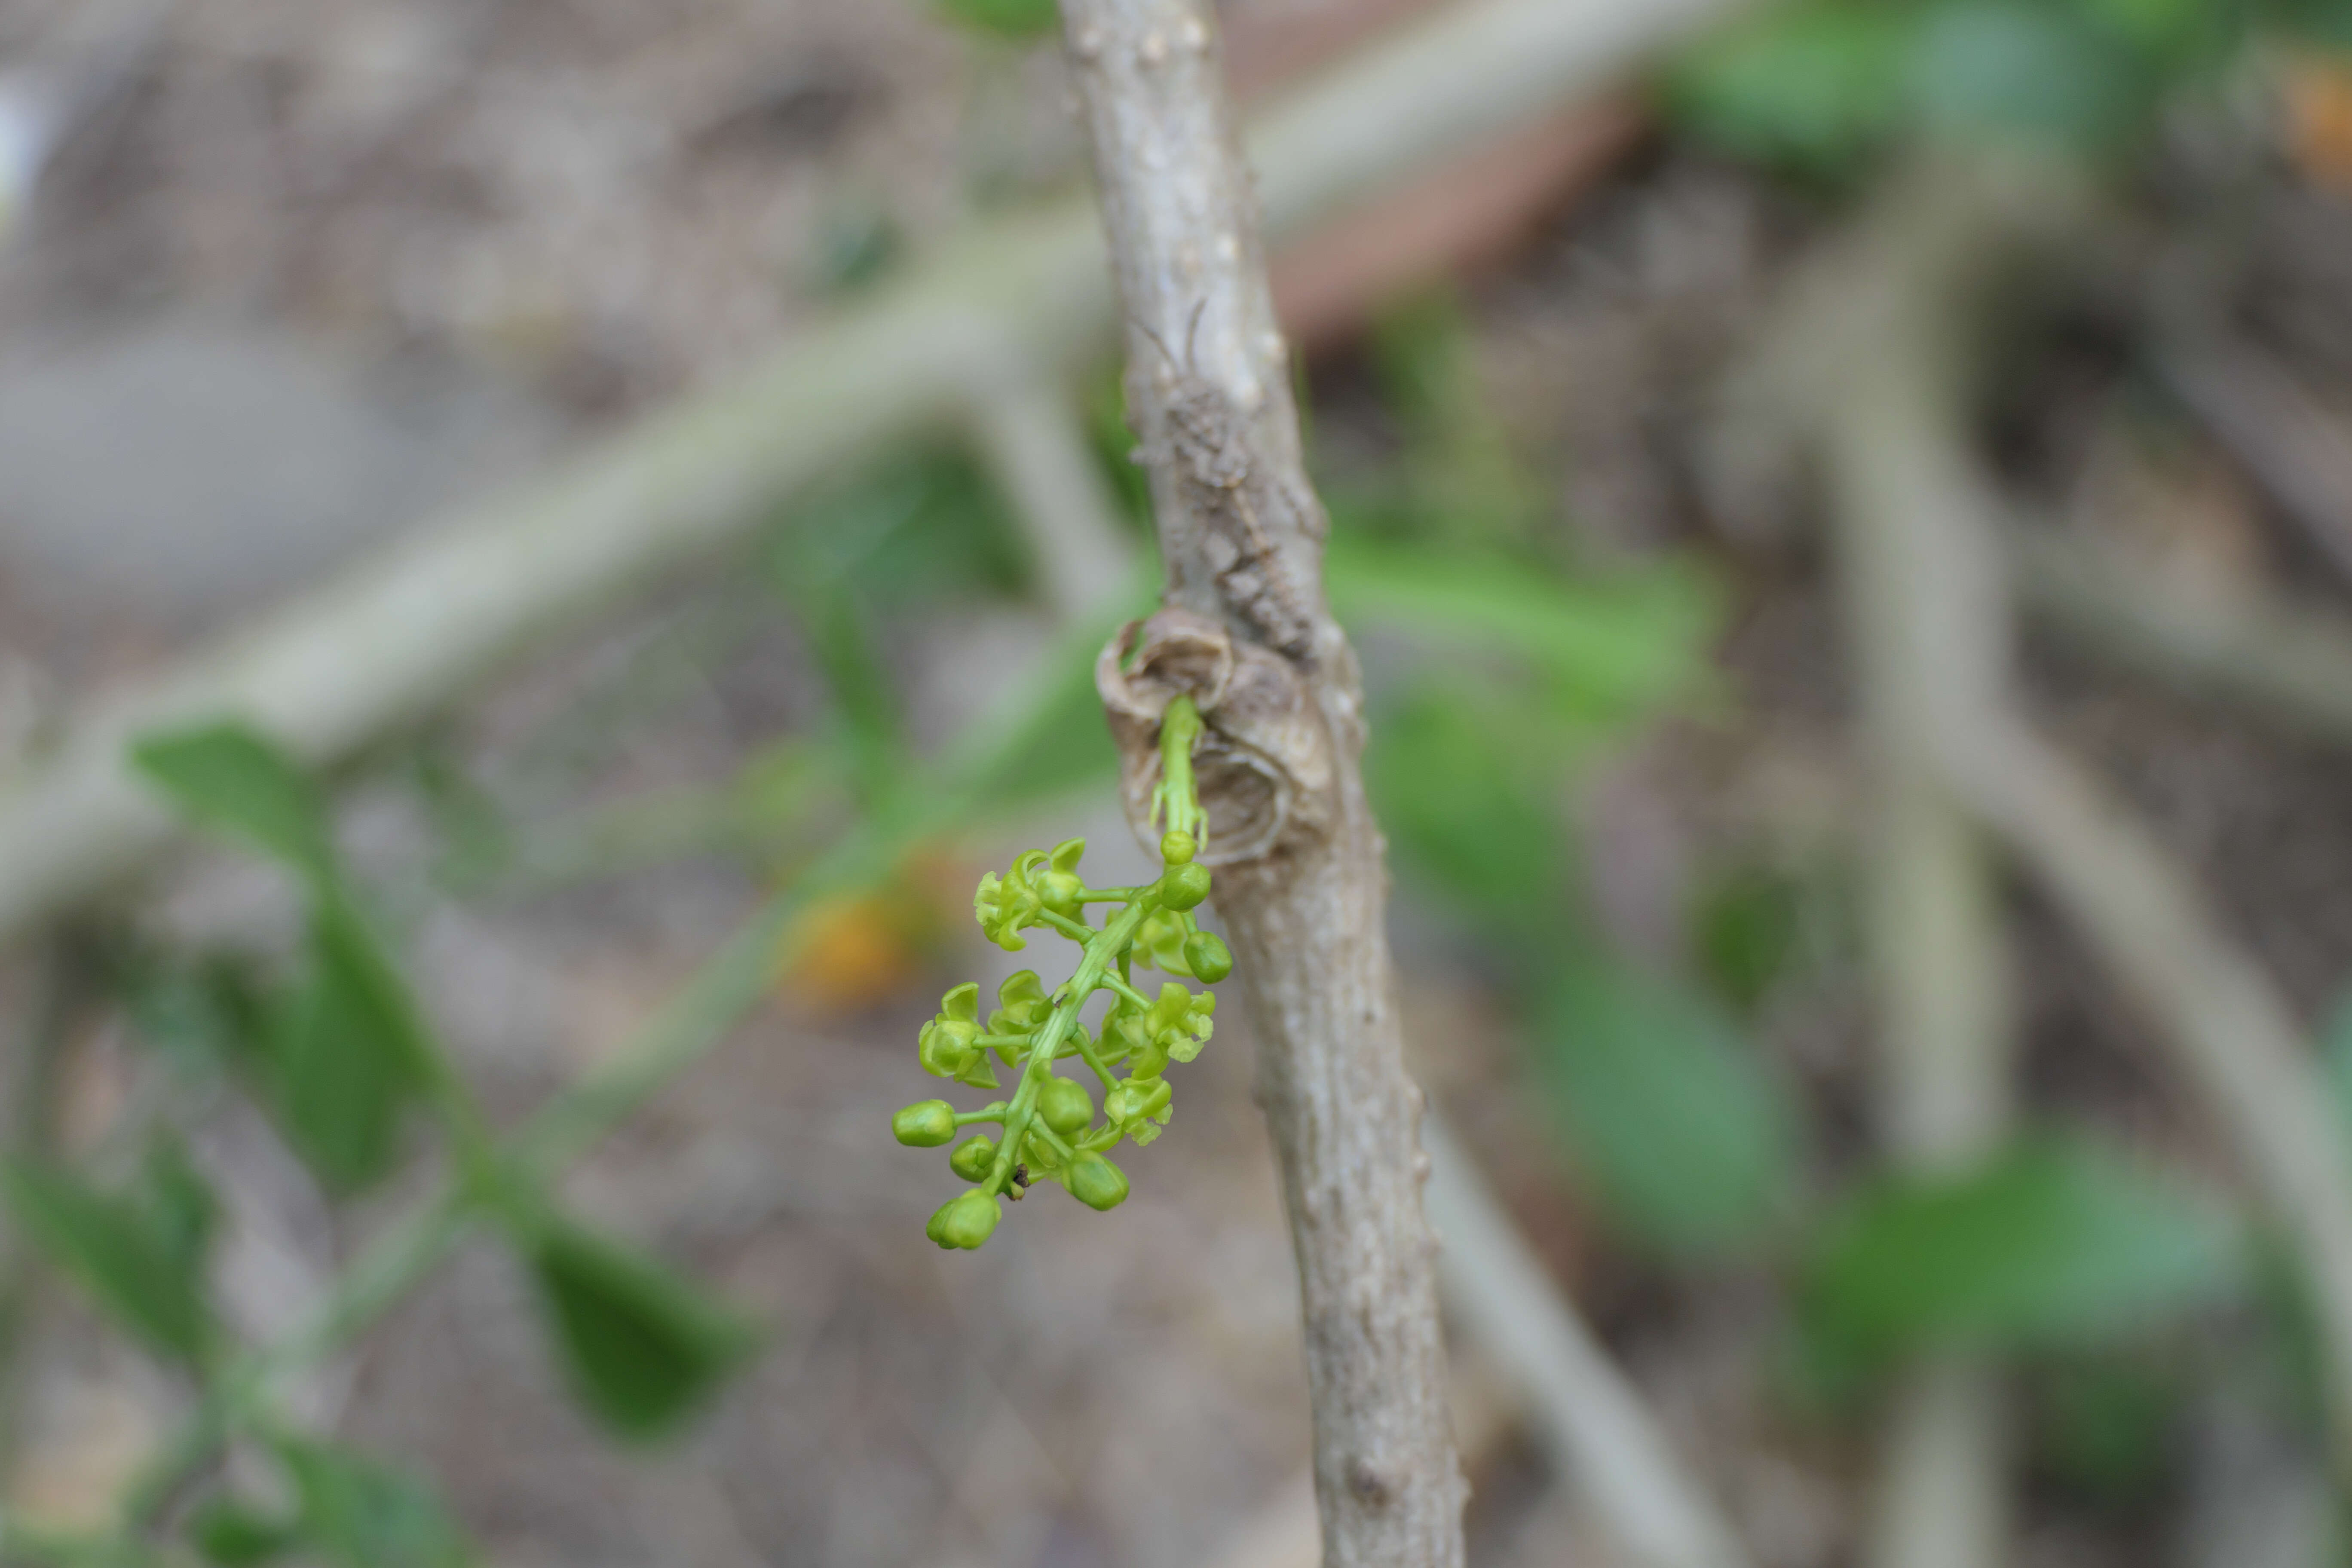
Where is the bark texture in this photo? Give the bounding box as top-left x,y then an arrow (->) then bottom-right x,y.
1059,1 -> 1466,1562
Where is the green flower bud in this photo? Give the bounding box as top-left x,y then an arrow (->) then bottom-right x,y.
892,1100 -> 959,1147
949,1134 -> 997,1182
1020,1129 -> 1067,1178
926,1191 -> 1000,1250
1159,860 -> 1213,911
1161,829 -> 1197,865
1039,1077 -> 1094,1136
1182,931 -> 1234,983
1067,1152 -> 1130,1211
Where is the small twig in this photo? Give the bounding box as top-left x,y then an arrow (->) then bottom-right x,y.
1813,165 -> 2020,1568
959,348 -> 1136,619
1419,1115 -> 1753,1568
2008,521 -> 2352,750
2153,328 -> 2352,588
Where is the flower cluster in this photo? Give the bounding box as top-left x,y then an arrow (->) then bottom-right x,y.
891,698 -> 1232,1249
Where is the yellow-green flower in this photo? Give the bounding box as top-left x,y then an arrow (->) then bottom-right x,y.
1145,981 -> 1215,1064
917,983 -> 997,1090
1132,908 -> 1194,976
972,864 -> 1038,951
1105,1074 -> 1174,1145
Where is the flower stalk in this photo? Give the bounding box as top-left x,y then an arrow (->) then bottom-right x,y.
896,697 -> 1226,1246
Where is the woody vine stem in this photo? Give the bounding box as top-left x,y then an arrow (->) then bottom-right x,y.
1054,0 -> 1469,1562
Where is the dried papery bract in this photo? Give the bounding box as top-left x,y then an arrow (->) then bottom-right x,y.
1060,0 -> 1468,1561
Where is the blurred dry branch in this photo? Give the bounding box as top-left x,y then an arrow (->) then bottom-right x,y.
1815,171 -> 2021,1568
0,0 -> 1742,950
962,346 -> 1138,618
1734,152 -> 2352,1477
1420,1115 -> 1753,1568
2009,523 -> 2352,748
2155,327 -> 2352,587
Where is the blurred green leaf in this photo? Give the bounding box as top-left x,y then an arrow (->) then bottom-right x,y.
952,647 -> 1121,810
1666,6 -> 1916,171
1668,0 -> 2272,171
1365,292 -> 1551,551
266,898 -> 434,1194
1912,3 -> 2145,150
140,1136 -> 220,1278
1367,688 -> 1565,921
2264,0 -> 2352,48
525,1218 -> 756,1441
1327,539 -> 1720,726
2030,1347 -> 2186,1503
935,0 -> 1059,38
777,450 -> 1026,607
280,1441 -> 473,1568
1804,1136 -> 2243,1362
807,202 -> 905,295
120,952 -> 271,1082
188,1499 -> 300,1566
1533,958 -> 1798,1255
1084,368 -> 1156,525
1692,864 -> 1819,1014
2324,987 -> 2352,1127
3,1157 -> 214,1365
131,723 -> 335,883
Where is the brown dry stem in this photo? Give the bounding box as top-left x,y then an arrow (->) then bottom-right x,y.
1060,2 -> 1465,1562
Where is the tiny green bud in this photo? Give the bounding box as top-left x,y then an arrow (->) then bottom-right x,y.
1067,1152 -> 1130,1211
1161,829 -> 1197,865
1039,1077 -> 1094,1136
926,1190 -> 1000,1250
1159,861 -> 1213,912
1182,931 -> 1233,983
1038,871 -> 1085,920
893,1099 -> 959,1147
949,1134 -> 997,1182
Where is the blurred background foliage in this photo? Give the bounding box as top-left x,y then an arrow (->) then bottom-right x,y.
4,0 -> 2352,1561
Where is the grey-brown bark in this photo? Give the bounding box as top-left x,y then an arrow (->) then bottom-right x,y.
1059,1 -> 1465,1562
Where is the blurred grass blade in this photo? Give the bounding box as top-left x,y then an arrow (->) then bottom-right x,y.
1366,689 -> 1565,922
131,721 -> 336,883
1325,539 -> 1721,724
934,0 -> 1059,39
2,1158 -> 214,1366
279,1439 -> 475,1568
1533,957 -> 1797,1256
188,1498 -> 300,1566
524,1217 -> 756,1442
1803,1134 -> 2244,1365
